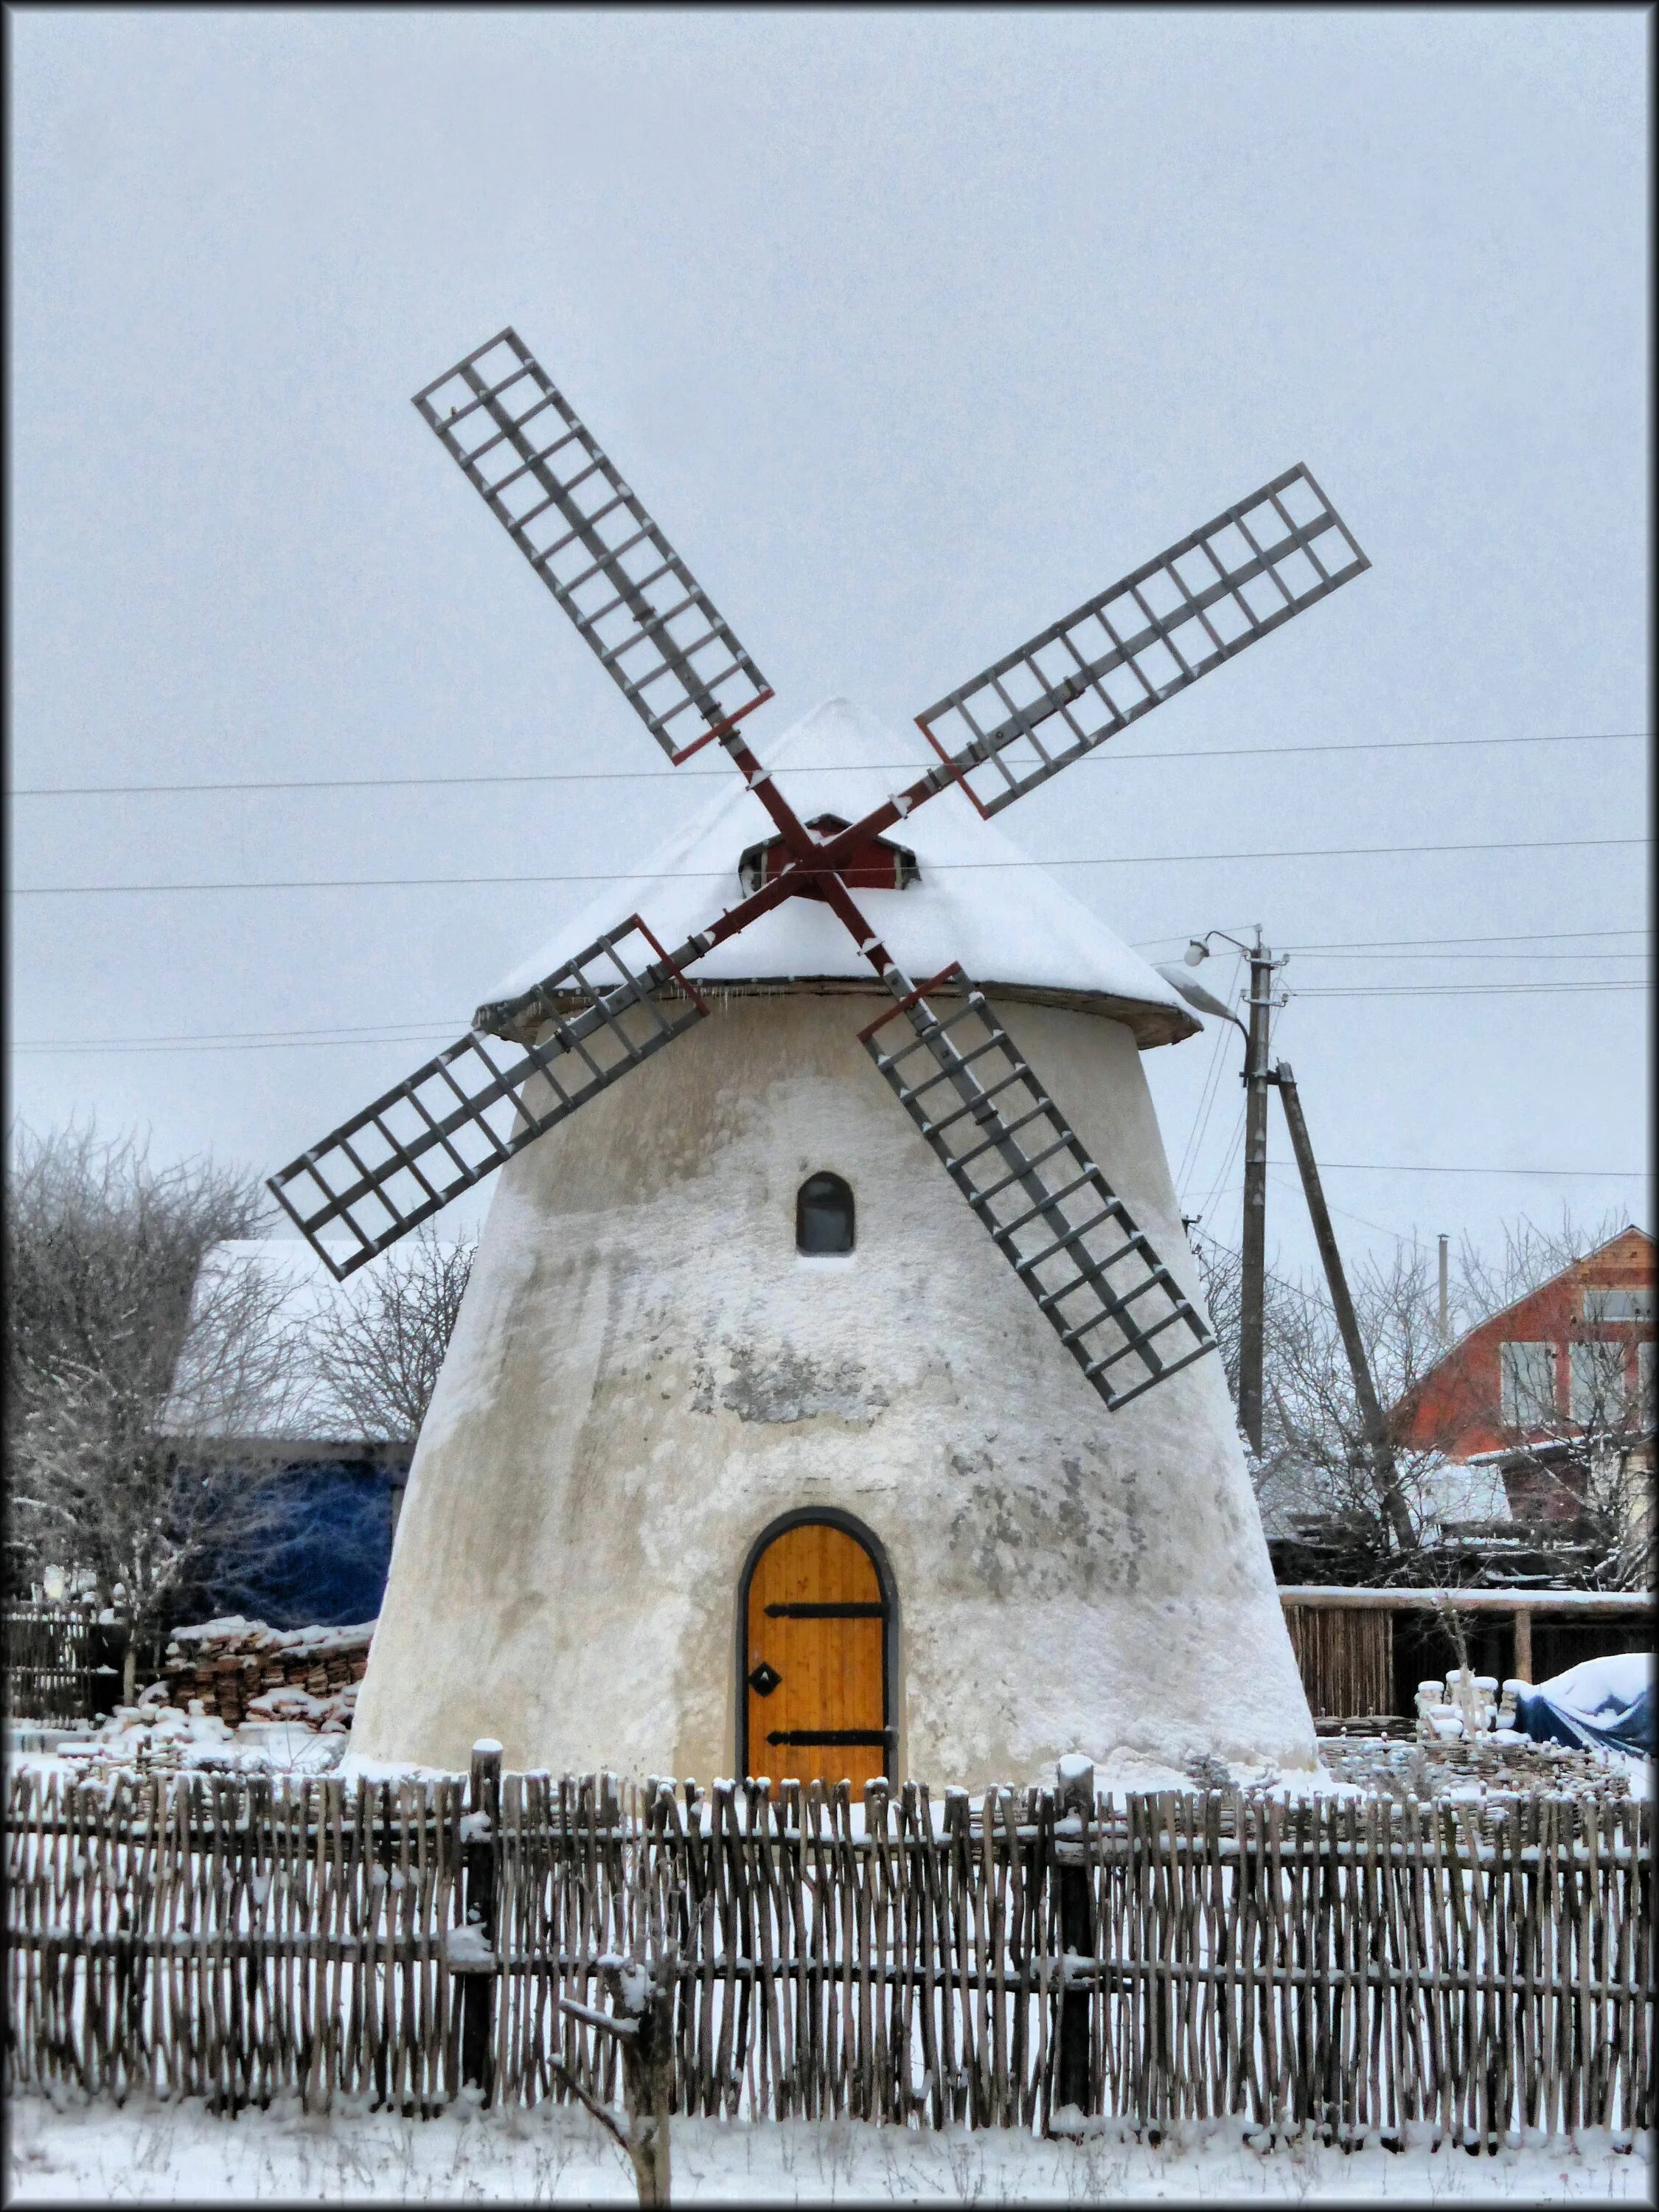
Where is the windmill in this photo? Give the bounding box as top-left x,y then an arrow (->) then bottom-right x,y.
270,326 -> 1368,1422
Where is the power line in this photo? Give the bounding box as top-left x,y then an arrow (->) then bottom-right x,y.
28,1012 -> 1644,1063
10,834 -> 1644,898
1135,925 -> 1649,953
1175,950 -> 1242,1197
1194,1098 -> 1249,1226
1189,1220 -> 1338,1321
13,975 -> 1647,1055
1260,1170 -> 1417,1253
1265,1158 -> 1649,1180
12,1017 -> 465,1054
10,727 -> 1651,799
1176,954 -> 1238,1190
1289,929 -> 1651,950
1290,950 -> 1649,964
12,1031 -> 461,1057
1289,980 -> 1645,998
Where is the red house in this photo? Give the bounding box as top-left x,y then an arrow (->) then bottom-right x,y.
1394,1226 -> 1655,1523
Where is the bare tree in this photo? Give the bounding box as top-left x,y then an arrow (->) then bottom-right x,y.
1190,1231 -> 1243,1409
4,1122 -> 310,1670
1191,1222 -> 1327,1459
308,1226 -> 475,1443
1451,1207 -> 1629,1333
1256,1237 -> 1458,1567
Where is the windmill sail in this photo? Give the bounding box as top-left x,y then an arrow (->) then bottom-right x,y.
917,464 -> 1367,816
278,317 -> 1365,1421
268,919 -> 706,1279
413,329 -> 771,762
860,967 -> 1214,1410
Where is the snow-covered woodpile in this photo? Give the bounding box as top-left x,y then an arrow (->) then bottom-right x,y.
156,1616 -> 373,1731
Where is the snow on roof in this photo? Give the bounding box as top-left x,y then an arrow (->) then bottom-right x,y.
487,699 -> 1198,1048
1252,1450 -> 1510,1540
1418,1457 -> 1512,1526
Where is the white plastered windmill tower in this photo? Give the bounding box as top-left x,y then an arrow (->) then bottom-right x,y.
270,328 -> 1371,1790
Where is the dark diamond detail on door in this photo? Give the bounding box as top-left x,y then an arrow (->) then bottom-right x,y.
746,1662 -> 782,1698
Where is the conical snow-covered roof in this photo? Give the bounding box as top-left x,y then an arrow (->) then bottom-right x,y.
488,699 -> 1197,1048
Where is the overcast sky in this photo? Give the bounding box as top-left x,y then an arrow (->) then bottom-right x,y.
10,7 -> 1650,1295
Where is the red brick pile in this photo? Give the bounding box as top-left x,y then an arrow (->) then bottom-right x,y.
156,1617 -> 375,1732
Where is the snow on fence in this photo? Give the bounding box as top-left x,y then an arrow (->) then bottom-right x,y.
5,1762 -> 1650,2146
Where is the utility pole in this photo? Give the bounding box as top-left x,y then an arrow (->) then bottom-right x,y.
1437,1234 -> 1450,1345
1237,930 -> 1283,1456
1273,1060 -> 1416,1553
1163,927 -> 1284,1454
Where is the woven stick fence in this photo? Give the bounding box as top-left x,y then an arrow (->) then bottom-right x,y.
6,1764 -> 1650,2144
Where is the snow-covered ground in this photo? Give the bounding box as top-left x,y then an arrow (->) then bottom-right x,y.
6,2098 -> 1649,2205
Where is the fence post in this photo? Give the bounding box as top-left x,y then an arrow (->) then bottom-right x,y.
1054,1755 -> 1096,2125
91,1614 -> 130,1721
460,1738 -> 503,2104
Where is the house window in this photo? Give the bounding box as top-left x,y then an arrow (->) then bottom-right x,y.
796,1173 -> 855,1255
1499,1341 -> 1557,1427
1582,1286 -> 1654,1323
1640,1342 -> 1655,1425
1569,1340 -> 1627,1427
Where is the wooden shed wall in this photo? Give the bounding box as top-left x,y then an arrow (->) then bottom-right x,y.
1283,1602 -> 1394,1719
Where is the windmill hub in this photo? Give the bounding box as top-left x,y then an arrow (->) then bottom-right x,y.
737,814 -> 919,901
270,328 -> 1372,1787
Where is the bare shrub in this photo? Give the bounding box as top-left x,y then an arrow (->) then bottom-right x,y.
309,1225 -> 475,1443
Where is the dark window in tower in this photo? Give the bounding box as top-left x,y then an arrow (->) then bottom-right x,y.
796,1172 -> 855,1256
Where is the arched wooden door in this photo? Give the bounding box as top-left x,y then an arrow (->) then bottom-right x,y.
742,1519 -> 892,1790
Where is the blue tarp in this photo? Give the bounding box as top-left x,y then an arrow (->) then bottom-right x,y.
185,1462 -> 400,1630
1514,1652 -> 1652,1759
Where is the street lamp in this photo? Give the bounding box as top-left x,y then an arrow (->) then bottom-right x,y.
1158,930 -> 1266,1031
1183,927 -> 1266,973
1155,959 -> 1248,1033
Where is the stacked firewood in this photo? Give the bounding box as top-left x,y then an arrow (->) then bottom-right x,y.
155,1617 -> 375,1733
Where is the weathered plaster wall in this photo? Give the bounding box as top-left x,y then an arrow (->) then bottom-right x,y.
349,995 -> 1317,1786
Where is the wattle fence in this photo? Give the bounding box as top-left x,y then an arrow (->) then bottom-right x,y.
5,1763 -> 1650,2146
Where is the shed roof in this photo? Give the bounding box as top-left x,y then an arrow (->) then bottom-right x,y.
487,699 -> 1199,1048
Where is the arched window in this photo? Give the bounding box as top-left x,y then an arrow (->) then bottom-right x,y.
796,1172 -> 855,1255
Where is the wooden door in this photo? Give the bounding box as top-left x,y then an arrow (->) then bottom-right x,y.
743,1522 -> 890,1790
